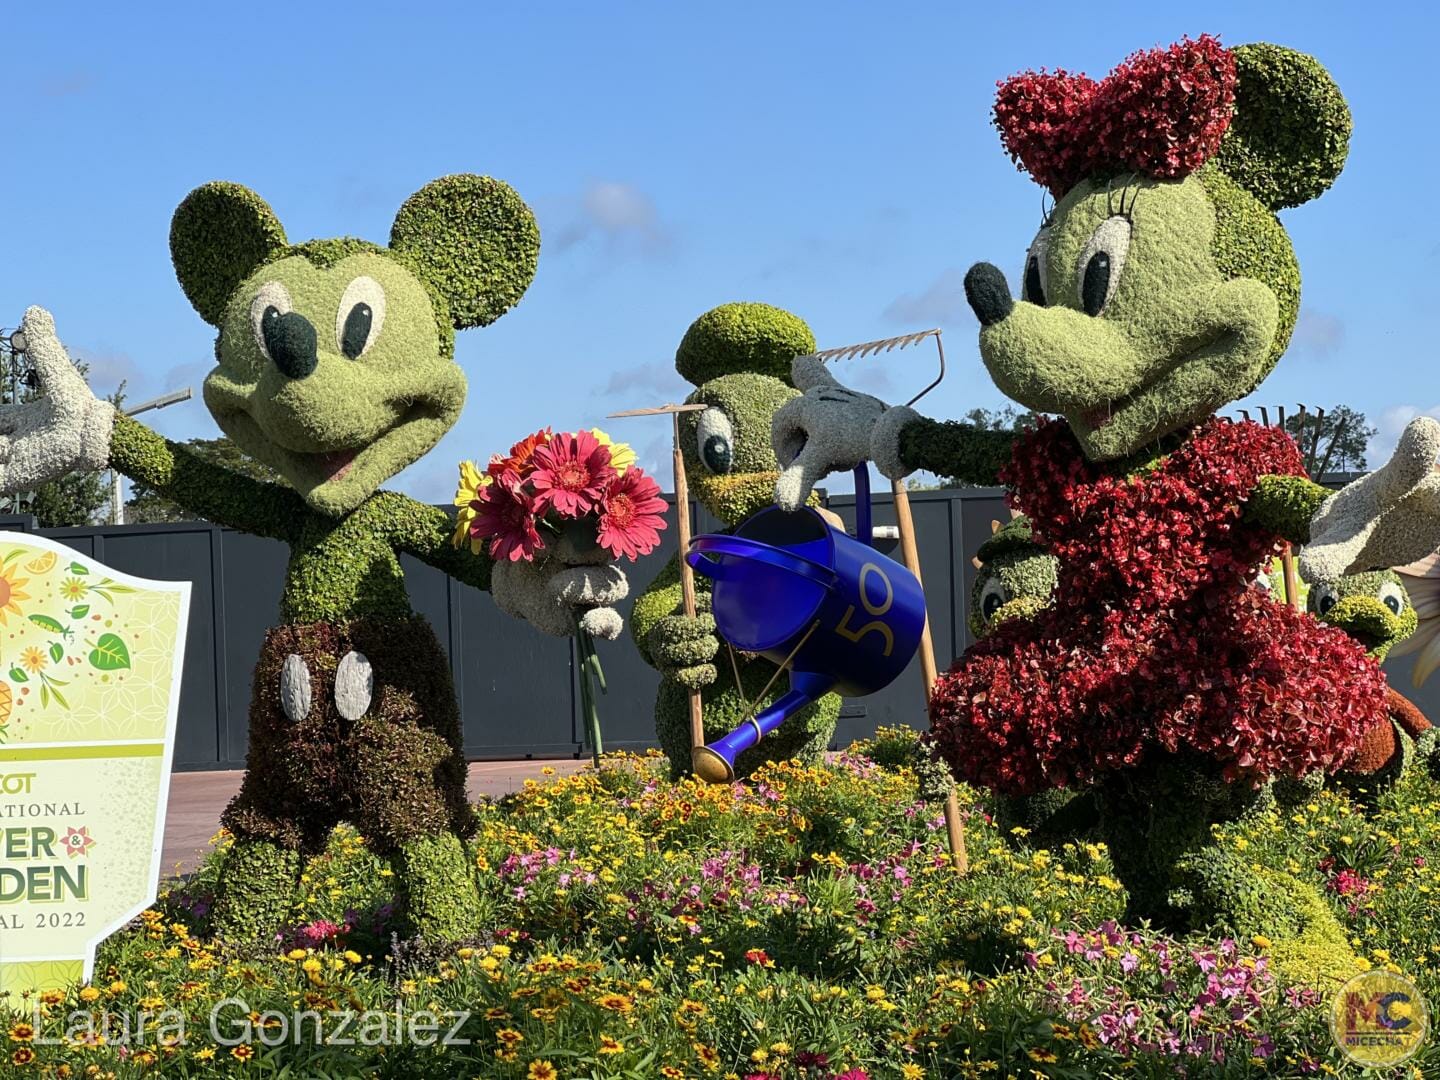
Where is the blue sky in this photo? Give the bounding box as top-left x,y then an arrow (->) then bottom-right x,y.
2,1 -> 1435,500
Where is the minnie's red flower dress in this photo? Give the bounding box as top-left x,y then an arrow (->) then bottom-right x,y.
929,417 -> 1387,796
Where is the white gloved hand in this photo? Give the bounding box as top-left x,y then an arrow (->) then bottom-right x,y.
771,356 -> 892,510
1301,416 -> 1440,581
0,307 -> 114,493
492,557 -> 630,640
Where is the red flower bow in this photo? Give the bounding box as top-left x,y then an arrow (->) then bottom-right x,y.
994,35 -> 1237,197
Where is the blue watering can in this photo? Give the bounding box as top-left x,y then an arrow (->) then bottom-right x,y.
685,467 -> 927,782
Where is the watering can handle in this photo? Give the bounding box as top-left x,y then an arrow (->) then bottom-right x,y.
686,535 -> 839,589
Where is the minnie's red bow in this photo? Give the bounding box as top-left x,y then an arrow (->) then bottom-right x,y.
993,35 -> 1237,198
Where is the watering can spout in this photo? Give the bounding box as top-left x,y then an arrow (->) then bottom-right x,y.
692,671 -> 835,784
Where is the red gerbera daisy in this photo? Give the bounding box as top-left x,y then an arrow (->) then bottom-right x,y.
529,430 -> 616,518
597,468 -> 668,561
470,471 -> 545,562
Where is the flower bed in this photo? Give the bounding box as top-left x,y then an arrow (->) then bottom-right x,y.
5,735 -> 1440,1076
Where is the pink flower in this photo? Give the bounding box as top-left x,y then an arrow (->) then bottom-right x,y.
528,430 -> 616,518
471,472 -> 545,562
597,468 -> 668,561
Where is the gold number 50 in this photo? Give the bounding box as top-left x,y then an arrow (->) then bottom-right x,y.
835,563 -> 895,656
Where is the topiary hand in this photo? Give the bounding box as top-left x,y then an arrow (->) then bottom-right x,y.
0,307 -> 115,494
645,612 -> 720,689
1301,417 -> 1440,582
771,357 -> 890,510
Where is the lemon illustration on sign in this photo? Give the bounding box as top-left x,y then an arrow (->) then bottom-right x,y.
23,551 -> 56,575
1330,969 -> 1429,1066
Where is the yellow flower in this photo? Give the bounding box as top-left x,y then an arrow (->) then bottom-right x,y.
902,1065 -> 925,1079
590,429 -> 636,476
497,1028 -> 525,1046
598,1035 -> 624,1055
1027,1048 -> 1058,1063
1251,935 -> 1272,950
451,460 -> 491,552
528,1062 -> 558,1080
19,646 -> 46,674
60,577 -> 87,602
78,986 -> 99,1003
0,564 -> 31,624
8,1022 -> 35,1042
597,992 -> 634,1013
231,1044 -> 254,1061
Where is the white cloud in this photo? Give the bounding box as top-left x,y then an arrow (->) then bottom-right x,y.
1291,308 -> 1345,358
881,269 -> 973,327
1369,404 -> 1440,466
550,181 -> 672,256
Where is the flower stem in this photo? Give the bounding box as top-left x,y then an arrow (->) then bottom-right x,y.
574,619 -> 606,767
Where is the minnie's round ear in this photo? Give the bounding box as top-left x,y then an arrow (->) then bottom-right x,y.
389,174 -> 540,330
170,182 -> 288,326
1215,43 -> 1351,210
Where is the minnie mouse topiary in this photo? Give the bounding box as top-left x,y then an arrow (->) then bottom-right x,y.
772,37 -> 1440,984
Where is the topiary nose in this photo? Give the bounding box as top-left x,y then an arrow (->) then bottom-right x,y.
264,311 -> 318,379
964,263 -> 1014,327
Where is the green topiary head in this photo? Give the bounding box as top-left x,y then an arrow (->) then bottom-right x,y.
673,305 -> 816,525
674,303 -> 815,386
171,175 -> 539,516
975,40 -> 1350,463
968,516 -> 1058,638
1308,569 -> 1418,662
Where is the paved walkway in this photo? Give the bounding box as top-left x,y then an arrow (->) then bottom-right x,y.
160,759 -> 590,876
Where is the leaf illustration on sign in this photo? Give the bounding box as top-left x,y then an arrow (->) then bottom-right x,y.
70,605 -> 89,619
87,634 -> 131,671
68,562 -> 89,575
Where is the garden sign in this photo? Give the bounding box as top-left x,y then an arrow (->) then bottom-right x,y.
0,533 -> 188,997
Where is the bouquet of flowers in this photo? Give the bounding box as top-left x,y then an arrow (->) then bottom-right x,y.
453,428 -> 668,762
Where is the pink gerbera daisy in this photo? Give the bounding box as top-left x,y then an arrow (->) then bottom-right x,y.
529,430 -> 617,518
471,471 -> 545,562
597,468 -> 668,561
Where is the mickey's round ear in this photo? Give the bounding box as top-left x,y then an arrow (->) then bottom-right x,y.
1214,43 -> 1351,210
170,182 -> 288,326
675,303 -> 816,386
389,175 -> 540,330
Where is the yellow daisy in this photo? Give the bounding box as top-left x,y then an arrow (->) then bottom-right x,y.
451,459 -> 490,552
590,428 -> 636,476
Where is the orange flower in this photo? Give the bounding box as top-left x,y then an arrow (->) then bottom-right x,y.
527,1061 -> 558,1080
0,564 -> 30,625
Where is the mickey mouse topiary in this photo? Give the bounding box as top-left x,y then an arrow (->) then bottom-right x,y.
771,36 -> 1440,984
630,303 -> 840,778
1,175 -> 615,948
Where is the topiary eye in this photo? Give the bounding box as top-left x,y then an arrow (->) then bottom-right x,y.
1022,229 -> 1049,305
979,576 -> 1013,623
696,408 -> 734,475
249,281 -> 293,362
335,276 -> 387,360
1313,583 -> 1338,616
1380,580 -> 1407,616
1076,216 -> 1131,317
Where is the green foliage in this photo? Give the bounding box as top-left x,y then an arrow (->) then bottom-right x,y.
1216,43 -> 1353,211
674,302 -> 816,385
1200,162 -> 1300,377
389,833 -> 483,943
898,416 -> 1016,486
27,468 -> 108,527
388,174 -> 540,330
125,437 -> 284,523
208,836 -> 303,944
1284,403 -> 1375,476
1244,473 -> 1330,542
170,181 -> 289,326
1309,568 -> 1418,663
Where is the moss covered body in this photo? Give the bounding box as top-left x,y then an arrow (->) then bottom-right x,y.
111,174 -> 540,946
632,303 -> 840,778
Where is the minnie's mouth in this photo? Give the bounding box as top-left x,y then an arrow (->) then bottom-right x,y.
316,449 -> 358,482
